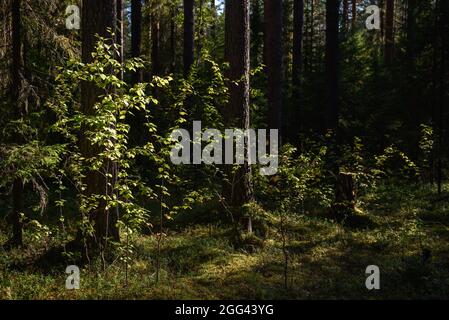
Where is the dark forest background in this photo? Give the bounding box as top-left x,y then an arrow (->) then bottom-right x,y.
0,0 -> 448,299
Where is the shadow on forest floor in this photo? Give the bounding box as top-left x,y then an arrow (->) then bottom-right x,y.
1,183 -> 449,299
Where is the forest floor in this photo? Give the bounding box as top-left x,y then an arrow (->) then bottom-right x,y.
1,182 -> 449,299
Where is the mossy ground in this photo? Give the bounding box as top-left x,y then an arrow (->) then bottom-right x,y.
1,182 -> 449,299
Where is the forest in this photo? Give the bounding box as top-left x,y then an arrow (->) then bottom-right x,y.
0,0 -> 448,300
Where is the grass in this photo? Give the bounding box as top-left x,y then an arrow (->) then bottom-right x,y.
1,182 -> 449,299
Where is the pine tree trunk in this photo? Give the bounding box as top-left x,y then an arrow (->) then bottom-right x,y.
170,5 -> 177,72
282,0 -> 292,106
183,0 -> 194,76
437,0 -> 448,194
325,0 -> 340,132
198,0 -> 205,55
81,0 -> 120,250
351,0 -> 357,29
251,0 -> 262,67
264,0 -> 283,141
406,0 -> 416,60
292,0 -> 304,145
308,0 -> 315,73
379,0 -> 384,39
131,0 -> 142,83
224,0 -> 253,233
151,15 -> 160,76
385,0 -> 394,65
326,0 -> 342,214
343,0 -> 349,29
11,178 -> 23,247
10,0 -> 23,248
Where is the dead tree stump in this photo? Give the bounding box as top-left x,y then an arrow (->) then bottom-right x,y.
332,172 -> 356,220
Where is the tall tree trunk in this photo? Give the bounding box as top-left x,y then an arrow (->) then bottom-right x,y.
118,0 -> 125,82
183,0 -> 194,76
379,0 -> 384,39
282,0 -> 292,106
264,0 -> 283,142
443,0 -> 449,194
292,0 -> 304,146
437,0 -> 449,194
343,0 -> 349,29
307,0 -> 315,73
10,0 -> 23,248
151,14 -> 161,76
406,0 -> 416,60
198,0 -> 205,55
170,5 -> 177,72
251,0 -> 262,67
81,0 -> 120,249
325,0 -> 340,132
131,0 -> 142,83
327,0 -> 351,218
224,0 -> 253,232
351,0 -> 357,29
11,178 -> 24,247
385,0 -> 394,65
292,0 -> 304,87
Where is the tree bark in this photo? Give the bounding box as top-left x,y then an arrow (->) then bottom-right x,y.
343,0 -> 349,29
264,0 -> 283,141
183,0 -> 194,76
351,0 -> 357,29
198,0 -> 205,55
251,0 -> 262,68
437,0 -> 449,194
10,0 -> 23,248
385,0 -> 394,65
325,0 -> 340,132
151,14 -> 160,76
307,0 -> 315,73
406,0 -> 416,60
81,0 -> 120,249
224,0 -> 253,232
170,5 -> 177,72
379,0 -> 384,39
131,0 -> 142,83
118,0 -> 125,82
292,0 -> 304,145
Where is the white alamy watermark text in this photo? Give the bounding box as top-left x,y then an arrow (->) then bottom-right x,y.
170,121 -> 279,176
